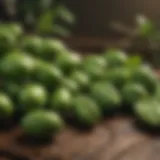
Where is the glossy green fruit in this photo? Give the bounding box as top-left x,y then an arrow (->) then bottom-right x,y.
121,83 -> 148,104
41,38 -> 67,60
104,67 -> 132,90
50,88 -> 72,113
70,70 -> 90,89
56,51 -> 82,73
73,96 -> 101,127
0,93 -> 14,119
135,99 -> 160,126
90,82 -> 121,111
22,36 -> 42,56
21,110 -> 64,137
34,60 -> 62,88
19,84 -> 48,112
61,78 -> 80,93
83,55 -> 107,79
104,49 -> 127,67
7,23 -> 23,37
132,66 -> 157,94
0,52 -> 36,80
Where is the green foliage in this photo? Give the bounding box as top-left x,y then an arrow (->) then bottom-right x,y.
111,15 -> 160,67
136,15 -> 156,38
1,0 -> 75,35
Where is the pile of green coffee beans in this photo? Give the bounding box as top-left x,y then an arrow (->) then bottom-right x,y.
0,23 -> 159,139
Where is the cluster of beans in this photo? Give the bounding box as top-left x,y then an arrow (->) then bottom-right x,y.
0,23 -> 159,139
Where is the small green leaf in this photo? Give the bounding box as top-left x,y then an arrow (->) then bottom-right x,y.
36,9 -> 56,34
136,15 -> 155,38
57,5 -> 75,24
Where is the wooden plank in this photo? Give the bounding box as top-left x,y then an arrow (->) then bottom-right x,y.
62,36 -> 130,53
0,116 -> 157,160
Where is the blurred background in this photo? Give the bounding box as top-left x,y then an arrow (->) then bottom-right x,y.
64,0 -> 160,37
1,0 -> 160,63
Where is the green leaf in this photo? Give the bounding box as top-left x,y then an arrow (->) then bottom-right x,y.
125,55 -> 142,68
136,15 -> 155,38
57,5 -> 75,24
36,9 -> 56,34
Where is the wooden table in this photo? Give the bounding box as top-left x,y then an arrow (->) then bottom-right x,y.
0,115 -> 159,160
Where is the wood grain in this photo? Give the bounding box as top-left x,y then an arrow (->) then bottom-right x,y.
0,116 -> 158,160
